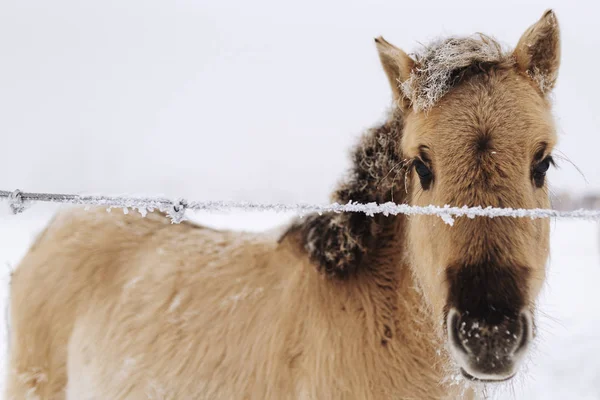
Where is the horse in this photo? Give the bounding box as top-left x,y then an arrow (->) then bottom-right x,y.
5,10 -> 560,399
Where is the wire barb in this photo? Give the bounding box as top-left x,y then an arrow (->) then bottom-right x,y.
167,199 -> 188,224
8,190 -> 26,215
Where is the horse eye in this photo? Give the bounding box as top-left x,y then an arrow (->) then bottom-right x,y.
532,156 -> 553,188
413,159 -> 433,189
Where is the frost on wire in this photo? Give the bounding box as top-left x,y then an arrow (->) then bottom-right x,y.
2,190 -> 600,226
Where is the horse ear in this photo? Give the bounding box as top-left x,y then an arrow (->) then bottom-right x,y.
513,10 -> 561,93
375,37 -> 415,110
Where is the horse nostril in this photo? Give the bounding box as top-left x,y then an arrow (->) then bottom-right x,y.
447,308 -> 469,354
515,310 -> 533,355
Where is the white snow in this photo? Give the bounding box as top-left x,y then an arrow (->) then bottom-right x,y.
167,294 -> 183,313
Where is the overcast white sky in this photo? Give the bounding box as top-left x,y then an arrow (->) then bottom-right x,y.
1,0 -> 599,203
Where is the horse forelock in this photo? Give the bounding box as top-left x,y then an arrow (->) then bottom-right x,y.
401,35 -> 512,111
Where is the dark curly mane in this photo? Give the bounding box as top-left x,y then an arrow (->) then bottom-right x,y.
281,110 -> 408,278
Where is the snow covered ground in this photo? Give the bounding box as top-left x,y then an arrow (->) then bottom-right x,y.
1,205 -> 600,399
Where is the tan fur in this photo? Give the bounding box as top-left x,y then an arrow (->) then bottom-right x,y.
402,68 -> 556,323
6,208 -> 467,399
6,10 -> 560,400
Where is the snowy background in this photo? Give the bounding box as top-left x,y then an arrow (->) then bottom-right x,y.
1,0 -> 600,398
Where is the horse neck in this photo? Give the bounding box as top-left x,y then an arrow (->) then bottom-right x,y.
275,111 -> 454,394
282,215 -> 451,398
361,214 -> 442,347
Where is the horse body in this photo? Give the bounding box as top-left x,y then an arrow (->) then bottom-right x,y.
7,208 -> 460,399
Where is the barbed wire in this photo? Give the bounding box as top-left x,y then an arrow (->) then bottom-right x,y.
2,189 -> 600,226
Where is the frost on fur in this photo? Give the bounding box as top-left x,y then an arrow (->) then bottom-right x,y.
401,35 -> 508,111
284,114 -> 408,278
